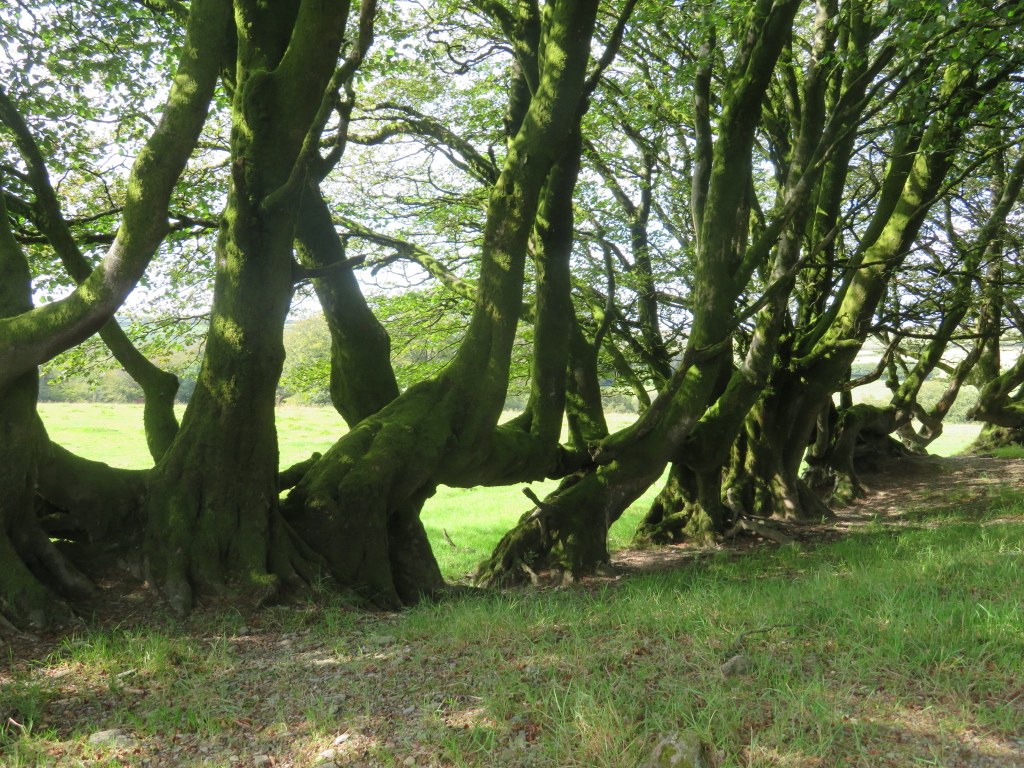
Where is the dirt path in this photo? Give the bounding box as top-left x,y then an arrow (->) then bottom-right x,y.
613,454 -> 1024,574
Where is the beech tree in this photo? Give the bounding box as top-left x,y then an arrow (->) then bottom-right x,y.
2,0 -> 1023,627
1,0 -> 614,623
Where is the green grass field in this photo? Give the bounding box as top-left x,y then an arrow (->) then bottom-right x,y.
3,505 -> 1022,766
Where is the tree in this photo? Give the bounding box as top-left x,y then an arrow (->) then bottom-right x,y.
3,0 -> 1022,627
0,0 -> 229,624
282,0 -> 611,607
477,0 -> 806,584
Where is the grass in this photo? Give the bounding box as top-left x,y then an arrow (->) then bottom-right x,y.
35,405 -> 655,579
36,403 -> 350,471
924,422 -> 982,457
5,405 -> 1021,765
992,445 -> 1024,459
3,504 -> 1023,766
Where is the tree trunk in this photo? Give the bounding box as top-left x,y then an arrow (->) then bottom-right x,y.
282,0 -> 602,606
139,0 -> 355,613
478,0 -> 804,584
724,382 -> 834,522
141,211 -> 315,613
0,194 -> 95,628
633,462 -> 728,545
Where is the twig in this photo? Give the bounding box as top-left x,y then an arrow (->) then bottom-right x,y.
442,529 -> 475,553
731,623 -> 811,652
521,487 -> 554,546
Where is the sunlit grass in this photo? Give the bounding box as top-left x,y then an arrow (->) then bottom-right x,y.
926,422 -> 983,456
37,403 -> 349,470
991,445 -> 1024,459
37,404 -> 987,580
4,505 -> 1022,767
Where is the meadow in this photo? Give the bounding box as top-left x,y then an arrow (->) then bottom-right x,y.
3,480 -> 1022,767
35,404 -> 657,577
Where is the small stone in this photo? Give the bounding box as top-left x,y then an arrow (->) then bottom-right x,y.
333,733 -> 351,745
254,756 -> 272,767
720,654 -> 754,677
88,728 -> 138,749
643,733 -> 711,768
367,635 -> 397,646
316,748 -> 338,762
237,625 -> 251,635
403,757 -> 416,766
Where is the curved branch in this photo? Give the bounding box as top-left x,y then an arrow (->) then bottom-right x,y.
0,0 -> 232,391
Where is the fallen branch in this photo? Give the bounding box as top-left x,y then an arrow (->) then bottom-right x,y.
442,529 -> 476,553
724,518 -> 795,546
731,623 -> 811,652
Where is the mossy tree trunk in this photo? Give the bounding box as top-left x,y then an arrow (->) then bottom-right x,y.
0,0 -> 228,392
477,0 -> 805,585
962,152 -> 1024,450
726,61 -> 1007,520
141,0 -> 353,614
0,88 -> 181,463
633,462 -> 729,546
284,0 -> 603,606
0,1 -> 225,625
0,192 -> 97,627
810,146 -> 1024,489
294,186 -> 448,603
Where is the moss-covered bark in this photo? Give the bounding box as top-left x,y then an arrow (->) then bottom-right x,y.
282,0 -> 602,605
478,0 -> 805,582
0,372 -> 97,627
0,191 -> 95,627
632,462 -> 728,546
295,188 -> 401,427
727,60 -> 1007,521
0,0 -> 229,390
35,439 -> 148,544
0,87 -> 181,462
141,0 -> 353,613
969,422 -> 1024,453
